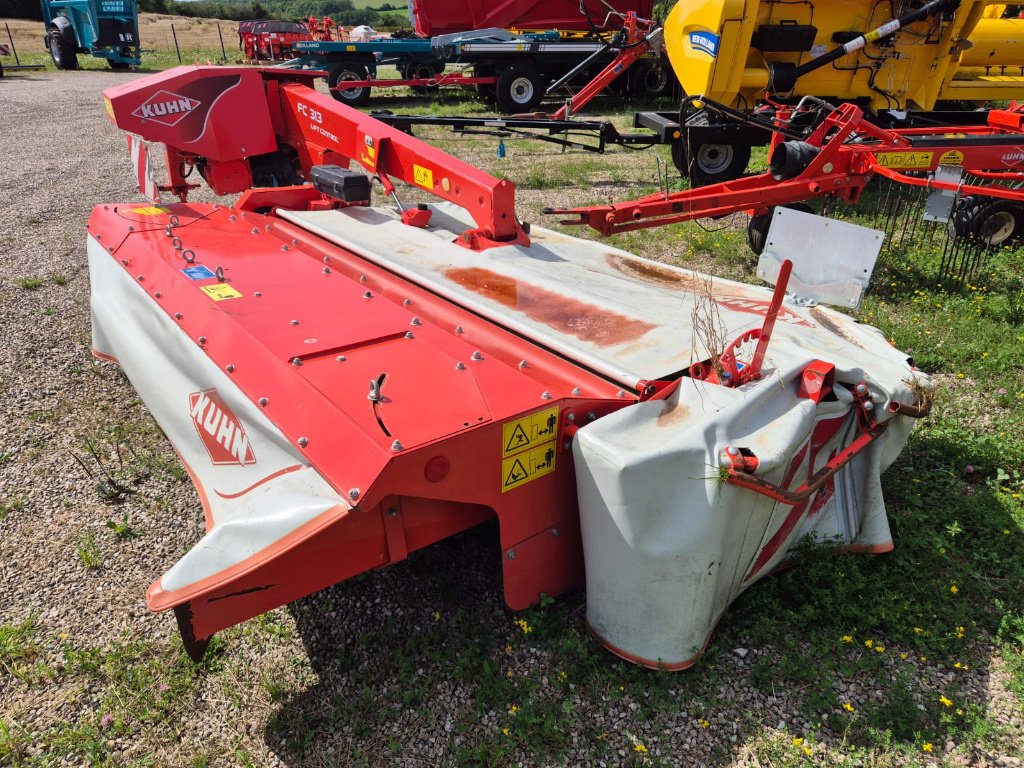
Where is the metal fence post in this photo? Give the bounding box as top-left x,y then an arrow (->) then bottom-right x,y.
171,22 -> 181,64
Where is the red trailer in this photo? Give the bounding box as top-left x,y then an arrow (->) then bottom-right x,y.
409,0 -> 654,36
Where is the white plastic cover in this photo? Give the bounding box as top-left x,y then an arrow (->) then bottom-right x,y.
89,237 -> 350,601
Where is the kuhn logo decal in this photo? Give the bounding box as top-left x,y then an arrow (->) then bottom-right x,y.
189,389 -> 256,466
132,90 -> 201,127
1002,147 -> 1024,167
689,31 -> 720,57
715,296 -> 813,328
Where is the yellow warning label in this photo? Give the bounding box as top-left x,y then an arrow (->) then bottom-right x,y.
413,164 -> 434,190
130,206 -> 169,216
502,441 -> 557,492
875,151 -> 933,169
503,406 -> 559,458
200,284 -> 243,301
104,97 -> 114,119
346,45 -> 356,51
939,150 -> 964,165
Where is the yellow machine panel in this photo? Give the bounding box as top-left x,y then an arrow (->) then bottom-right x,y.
665,0 -> 1024,111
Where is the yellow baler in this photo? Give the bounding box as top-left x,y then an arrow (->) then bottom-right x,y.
665,0 -> 1023,111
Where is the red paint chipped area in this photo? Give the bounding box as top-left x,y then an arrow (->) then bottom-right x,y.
445,267 -> 655,346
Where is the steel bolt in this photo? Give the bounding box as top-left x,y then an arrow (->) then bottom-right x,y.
198,336 -> 207,345
226,364 -> 235,373
281,244 -> 290,252
455,326 -> 464,334
290,319 -> 299,325
298,437 -> 308,447
391,440 -> 403,452
322,266 -> 331,274
258,397 -> 268,407
411,317 -> 422,326
387,507 -> 398,517
174,312 -> 183,320
405,331 -> 414,339
136,275 -> 144,282
403,299 -> 412,306
587,412 -> 596,421
363,290 -> 374,299
864,401 -> 874,411
154,292 -> 162,299
254,291 -> 262,298
291,357 -> 302,366
542,391 -> 552,400
567,412 -> 575,422
518,360 -> 528,369
471,351 -> 483,361
455,362 -> 466,370
571,387 -> 582,396
336,355 -> 347,362
348,488 -> 360,501
616,390 -> 626,398
359,275 -> 367,282
506,550 -> 516,560
726,446 -> 739,456
551,528 -> 560,537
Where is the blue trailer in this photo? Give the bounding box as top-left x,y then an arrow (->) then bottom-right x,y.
291,29 -> 617,112
41,0 -> 141,70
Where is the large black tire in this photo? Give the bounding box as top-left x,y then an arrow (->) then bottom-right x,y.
672,140 -> 751,186
403,61 -> 438,95
48,26 -> 78,70
747,203 -> 815,255
327,62 -> 371,106
953,197 -> 1024,247
628,61 -> 671,97
495,63 -> 545,113
109,60 -> 131,71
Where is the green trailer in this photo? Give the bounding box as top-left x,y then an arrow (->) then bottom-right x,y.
41,0 -> 141,70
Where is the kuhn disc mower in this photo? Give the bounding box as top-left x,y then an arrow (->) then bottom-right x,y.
92,67 -> 929,669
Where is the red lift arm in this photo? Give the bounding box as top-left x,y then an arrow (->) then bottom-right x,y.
548,101 -> 1024,236
102,67 -> 528,248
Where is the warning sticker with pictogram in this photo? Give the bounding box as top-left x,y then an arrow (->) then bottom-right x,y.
502,441 -> 557,492
502,406 -> 559,458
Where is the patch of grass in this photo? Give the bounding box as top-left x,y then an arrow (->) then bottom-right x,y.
15,276 -> 44,290
51,273 -> 69,286
76,531 -> 103,570
0,495 -> 25,520
0,617 -> 40,668
106,511 -> 143,540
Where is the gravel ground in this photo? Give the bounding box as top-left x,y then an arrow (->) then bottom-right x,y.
1,69 -> 1022,768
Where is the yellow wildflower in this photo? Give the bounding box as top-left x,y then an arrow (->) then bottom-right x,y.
950,584 -> 959,595
954,662 -> 969,670
875,645 -> 885,653
939,695 -> 953,707
922,742 -> 934,752
793,737 -> 804,747
509,705 -> 519,715
840,635 -> 854,643
515,618 -> 533,634
864,639 -> 874,648
842,703 -> 855,713
914,627 -> 924,634
433,611 -> 441,621
955,626 -> 965,639
634,744 -> 649,753
900,653 -> 908,660
804,747 -> 813,756
559,670 -> 568,681
502,727 -> 509,736
697,718 -> 710,729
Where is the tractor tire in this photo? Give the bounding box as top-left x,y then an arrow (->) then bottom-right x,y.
327,62 -> 371,106
48,26 -> 78,70
109,60 -> 131,71
403,62 -> 438,95
495,63 -> 545,113
628,61 -> 670,97
746,203 -> 815,256
952,196 -> 1024,247
672,140 -> 751,187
